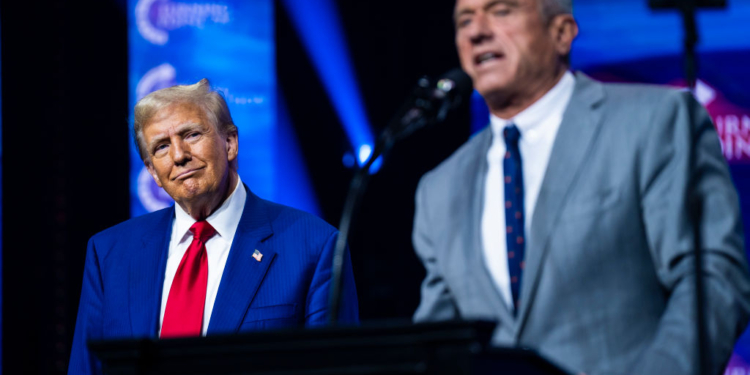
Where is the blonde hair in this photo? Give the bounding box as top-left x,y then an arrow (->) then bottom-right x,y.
133,78 -> 237,160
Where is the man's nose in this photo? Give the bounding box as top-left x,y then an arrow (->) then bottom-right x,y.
468,15 -> 493,44
171,140 -> 191,165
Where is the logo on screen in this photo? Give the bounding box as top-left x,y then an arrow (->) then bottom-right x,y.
135,0 -> 230,45
137,166 -> 174,212
136,63 -> 177,100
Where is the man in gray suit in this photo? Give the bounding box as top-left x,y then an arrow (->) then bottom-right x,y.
412,0 -> 750,374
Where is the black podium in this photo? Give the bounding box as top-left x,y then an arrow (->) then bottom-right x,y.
89,321 -> 570,375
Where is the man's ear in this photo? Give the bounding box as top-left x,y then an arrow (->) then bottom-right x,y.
226,130 -> 239,163
145,161 -> 163,188
550,14 -> 578,57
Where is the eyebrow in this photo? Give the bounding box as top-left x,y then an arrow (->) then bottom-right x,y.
146,122 -> 202,152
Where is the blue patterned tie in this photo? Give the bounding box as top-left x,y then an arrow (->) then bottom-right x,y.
503,124 -> 525,313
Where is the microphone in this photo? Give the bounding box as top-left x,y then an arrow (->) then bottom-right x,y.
327,69 -> 472,324
389,68 -> 473,142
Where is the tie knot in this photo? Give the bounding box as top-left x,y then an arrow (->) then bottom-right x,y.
190,221 -> 216,242
503,124 -> 521,146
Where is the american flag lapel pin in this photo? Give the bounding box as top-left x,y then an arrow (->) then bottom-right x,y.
252,249 -> 263,262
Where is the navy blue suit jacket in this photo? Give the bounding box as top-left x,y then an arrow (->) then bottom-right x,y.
68,187 -> 359,374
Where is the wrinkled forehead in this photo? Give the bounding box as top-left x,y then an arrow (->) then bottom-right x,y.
454,0 -> 539,16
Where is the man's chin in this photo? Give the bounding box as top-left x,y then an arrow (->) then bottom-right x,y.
475,77 -> 513,96
167,184 -> 208,204
477,85 -> 516,108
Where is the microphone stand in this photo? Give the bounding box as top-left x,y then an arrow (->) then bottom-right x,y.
649,1 -> 727,373
327,77 -> 457,324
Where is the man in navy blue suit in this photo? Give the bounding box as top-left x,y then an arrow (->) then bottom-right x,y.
69,79 -> 359,374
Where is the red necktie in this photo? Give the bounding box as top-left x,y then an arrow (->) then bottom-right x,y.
161,220 -> 216,338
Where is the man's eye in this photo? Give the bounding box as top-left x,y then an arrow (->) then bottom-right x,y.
154,144 -> 168,153
186,132 -> 200,139
457,18 -> 472,28
492,7 -> 511,16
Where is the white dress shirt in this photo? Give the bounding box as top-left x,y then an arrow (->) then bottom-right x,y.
481,72 -> 575,310
159,176 -> 246,336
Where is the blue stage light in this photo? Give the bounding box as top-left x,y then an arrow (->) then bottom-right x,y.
281,0 -> 376,169
369,155 -> 384,174
357,144 -> 383,174
357,144 -> 372,165
342,152 -> 356,169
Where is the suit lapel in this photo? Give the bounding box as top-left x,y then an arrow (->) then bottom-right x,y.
516,73 -> 606,335
207,187 -> 276,334
130,207 -> 174,337
461,128 -> 516,329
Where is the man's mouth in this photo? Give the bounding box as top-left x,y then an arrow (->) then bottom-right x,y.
474,52 -> 504,66
173,167 -> 204,181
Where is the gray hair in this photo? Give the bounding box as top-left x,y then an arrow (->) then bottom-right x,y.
133,78 -> 237,161
540,0 -> 573,22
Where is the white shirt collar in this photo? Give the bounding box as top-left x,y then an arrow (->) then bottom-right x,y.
489,71 -> 575,142
172,175 -> 246,244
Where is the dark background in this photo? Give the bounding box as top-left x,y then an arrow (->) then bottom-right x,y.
1,0 -> 467,373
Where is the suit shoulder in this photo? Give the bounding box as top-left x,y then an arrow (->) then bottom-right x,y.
598,80 -> 691,110
90,208 -> 172,249
582,77 -> 698,138
260,199 -> 338,240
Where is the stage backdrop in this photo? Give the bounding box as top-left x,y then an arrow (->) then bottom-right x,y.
129,0 -> 285,216
468,0 -> 750,372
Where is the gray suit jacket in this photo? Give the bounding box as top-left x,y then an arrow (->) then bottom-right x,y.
412,73 -> 750,375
